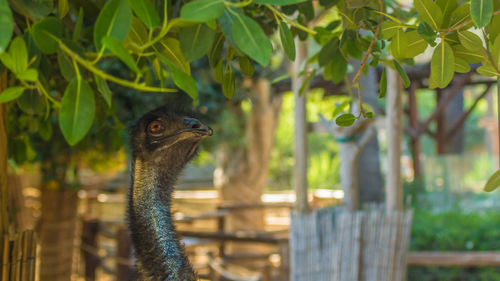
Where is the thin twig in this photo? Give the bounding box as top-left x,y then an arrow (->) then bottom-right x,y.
266,5 -> 317,35
351,0 -> 384,85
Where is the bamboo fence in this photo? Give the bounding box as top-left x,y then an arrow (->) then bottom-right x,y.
0,230 -> 37,281
290,207 -> 413,281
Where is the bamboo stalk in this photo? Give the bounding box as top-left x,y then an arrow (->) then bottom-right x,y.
1,235 -> 9,281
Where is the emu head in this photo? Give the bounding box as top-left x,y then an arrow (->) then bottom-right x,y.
130,106 -> 212,168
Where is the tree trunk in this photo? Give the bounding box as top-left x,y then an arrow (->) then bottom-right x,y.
443,88 -> 464,154
348,60 -> 384,206
39,157 -> 78,281
215,78 -> 282,252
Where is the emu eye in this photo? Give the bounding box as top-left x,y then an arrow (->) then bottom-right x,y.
148,120 -> 165,136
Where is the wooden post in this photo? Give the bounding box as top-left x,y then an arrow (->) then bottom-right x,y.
81,217 -> 100,281
278,240 -> 290,281
116,226 -> 136,281
386,68 -> 403,212
292,40 -> 310,214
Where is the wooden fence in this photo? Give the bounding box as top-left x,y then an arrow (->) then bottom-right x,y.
290,207 -> 413,281
0,230 -> 37,281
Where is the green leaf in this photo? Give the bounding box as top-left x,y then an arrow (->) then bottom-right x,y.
73,8 -> 84,41
470,0 -> 493,28
336,113 -> 356,127
0,86 -> 24,103
431,42 -> 455,88
457,30 -> 483,51
102,36 -> 141,73
332,100 -> 351,117
157,38 -> 191,74
18,0 -> 52,19
484,169 -> 500,192
218,11 -> 239,49
406,31 -> 428,58
318,38 -> 339,67
209,33 -> 225,67
477,64 -> 500,77
329,51 -> 347,83
414,0 -> 443,29
158,55 -> 197,98
454,57 -> 470,73
391,29 -> 408,59
57,49 -> 75,81
179,24 -> 216,61
279,22 -> 295,61
232,13 -> 272,66
180,0 -> 224,22
417,22 -> 437,46
58,0 -> 69,18
38,118 -> 52,141
59,77 -> 96,146
9,37 -> 28,74
379,68 -> 387,98
17,90 -> 45,115
0,52 -> 13,70
32,17 -> 63,54
94,0 -> 132,50
16,68 -> 38,82
449,4 -> 472,30
489,14 -> 500,43
393,60 -> 410,88
94,74 -> 112,107
254,0 -> 306,4
379,21 -> 400,40
125,17 -> 148,53
213,60 -> 223,83
238,56 -> 254,76
222,67 -> 235,98
452,45 -> 485,63
436,0 -> 458,27
0,0 -> 14,53
491,34 -> 500,69
129,0 -> 160,29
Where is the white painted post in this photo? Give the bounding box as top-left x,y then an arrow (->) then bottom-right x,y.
386,68 -> 404,212
292,40 -> 310,214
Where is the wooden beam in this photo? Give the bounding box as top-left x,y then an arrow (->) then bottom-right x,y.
178,231 -> 288,244
447,83 -> 492,139
415,73 -> 471,138
292,40 -> 310,214
218,202 -> 293,210
407,252 -> 500,266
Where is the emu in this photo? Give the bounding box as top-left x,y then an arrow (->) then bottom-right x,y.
128,106 -> 212,280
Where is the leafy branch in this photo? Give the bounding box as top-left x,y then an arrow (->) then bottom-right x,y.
58,40 -> 176,93
351,0 -> 384,118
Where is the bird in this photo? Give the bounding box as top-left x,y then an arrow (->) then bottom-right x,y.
128,106 -> 212,280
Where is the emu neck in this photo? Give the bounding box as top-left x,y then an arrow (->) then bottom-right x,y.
129,158 -> 196,280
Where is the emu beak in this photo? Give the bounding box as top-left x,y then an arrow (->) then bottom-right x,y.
183,117 -> 213,137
